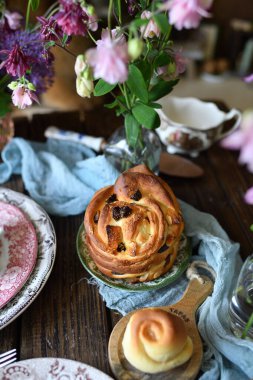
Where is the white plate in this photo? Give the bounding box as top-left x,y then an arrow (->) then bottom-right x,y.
0,188 -> 56,330
0,358 -> 113,379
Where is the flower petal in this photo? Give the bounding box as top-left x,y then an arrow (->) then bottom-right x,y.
220,130 -> 245,150
244,187 -> 253,204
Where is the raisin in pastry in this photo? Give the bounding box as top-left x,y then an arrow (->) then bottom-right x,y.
84,165 -> 184,283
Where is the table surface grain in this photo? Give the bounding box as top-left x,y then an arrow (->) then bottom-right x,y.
0,106 -> 253,377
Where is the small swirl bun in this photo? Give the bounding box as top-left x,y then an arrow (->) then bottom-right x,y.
122,308 -> 193,373
84,165 -> 184,282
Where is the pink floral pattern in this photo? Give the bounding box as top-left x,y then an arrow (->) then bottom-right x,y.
1,358 -> 113,380
0,201 -> 38,309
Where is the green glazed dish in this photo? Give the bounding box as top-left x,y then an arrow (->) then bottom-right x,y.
76,224 -> 191,292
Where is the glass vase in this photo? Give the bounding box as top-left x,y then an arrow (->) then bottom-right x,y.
229,254 -> 253,340
104,125 -> 162,174
0,114 -> 14,152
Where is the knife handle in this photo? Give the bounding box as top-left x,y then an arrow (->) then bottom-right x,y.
44,126 -> 106,152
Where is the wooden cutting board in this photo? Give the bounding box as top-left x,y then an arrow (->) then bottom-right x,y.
108,276 -> 213,380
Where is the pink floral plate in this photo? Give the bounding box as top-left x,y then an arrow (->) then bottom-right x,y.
0,201 -> 38,309
0,358 -> 114,380
0,188 -> 56,330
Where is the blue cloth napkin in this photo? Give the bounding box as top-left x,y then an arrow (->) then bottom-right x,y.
95,200 -> 253,380
0,138 -> 119,216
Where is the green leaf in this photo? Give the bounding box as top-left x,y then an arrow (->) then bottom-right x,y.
127,64 -> 148,103
104,99 -> 118,109
149,79 -> 179,102
45,41 -> 56,49
113,0 -> 120,20
94,79 -> 116,96
153,13 -> 170,35
148,102 -> 162,109
136,61 -> 152,83
154,52 -> 171,68
132,104 -> 160,129
0,91 -> 11,117
30,0 -> 40,11
124,113 -> 141,147
62,34 -> 69,46
130,18 -> 149,29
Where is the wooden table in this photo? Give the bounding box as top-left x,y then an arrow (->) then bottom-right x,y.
0,107 -> 253,377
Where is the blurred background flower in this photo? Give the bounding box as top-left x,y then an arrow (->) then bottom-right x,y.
221,74 -> 253,205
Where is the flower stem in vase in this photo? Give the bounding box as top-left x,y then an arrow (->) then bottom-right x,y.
104,122 -> 161,174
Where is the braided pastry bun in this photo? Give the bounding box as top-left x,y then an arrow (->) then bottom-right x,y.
84,164 -> 184,283
122,308 -> 193,373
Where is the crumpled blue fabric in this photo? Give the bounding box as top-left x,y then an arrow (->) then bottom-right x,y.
96,200 -> 253,380
0,137 -> 119,216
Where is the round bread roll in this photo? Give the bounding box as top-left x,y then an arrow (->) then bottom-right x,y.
84,164 -> 184,282
122,308 -> 193,373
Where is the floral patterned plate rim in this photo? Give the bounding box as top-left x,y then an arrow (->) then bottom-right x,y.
76,224 -> 191,292
0,357 -> 113,380
0,187 -> 56,330
0,201 -> 38,309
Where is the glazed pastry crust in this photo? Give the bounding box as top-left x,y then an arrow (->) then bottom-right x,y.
84,165 -> 184,282
122,308 -> 193,373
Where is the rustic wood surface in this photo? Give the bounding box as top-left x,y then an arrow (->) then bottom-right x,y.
0,105 -> 253,378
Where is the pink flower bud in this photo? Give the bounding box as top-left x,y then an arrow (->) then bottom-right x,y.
140,11 -> 160,39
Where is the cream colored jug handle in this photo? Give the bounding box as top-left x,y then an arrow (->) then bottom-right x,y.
218,108 -> 241,140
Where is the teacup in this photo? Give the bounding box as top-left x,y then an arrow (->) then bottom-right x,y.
156,96 -> 242,157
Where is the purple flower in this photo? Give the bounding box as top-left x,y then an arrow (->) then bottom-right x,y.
4,10 -> 23,30
126,0 -> 139,16
37,16 -> 64,42
11,85 -> 39,109
0,30 -> 54,95
86,29 -> 129,84
0,43 -> 30,77
55,1 -> 89,36
164,0 -> 213,30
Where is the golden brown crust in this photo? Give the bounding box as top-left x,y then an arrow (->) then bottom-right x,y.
84,165 -> 184,283
122,308 -> 193,373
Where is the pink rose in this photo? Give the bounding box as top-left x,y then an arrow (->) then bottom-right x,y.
86,29 -> 129,84
164,0 -> 213,30
140,10 -> 160,38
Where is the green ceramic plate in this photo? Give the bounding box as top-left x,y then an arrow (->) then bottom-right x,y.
76,224 -> 191,292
